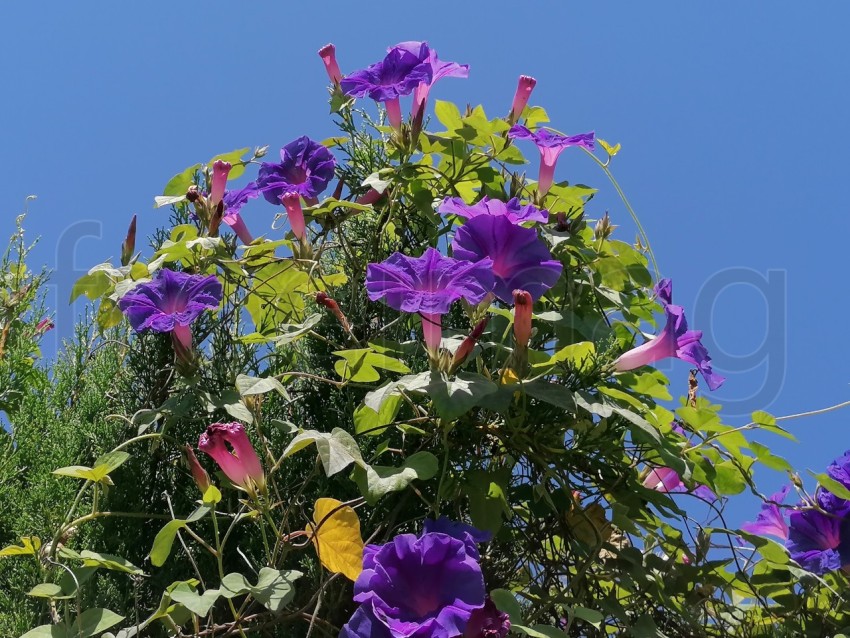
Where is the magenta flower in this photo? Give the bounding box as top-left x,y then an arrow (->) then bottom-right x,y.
508,124 -> 595,196
508,75 -> 537,123
340,45 -> 434,129
221,183 -> 260,245
451,215 -> 562,304
439,196 -> 548,225
513,290 -> 533,350
341,520 -> 487,638
257,136 -> 336,205
117,269 -> 222,350
613,299 -> 725,391
183,445 -> 211,494
392,41 -> 468,119
318,43 -> 342,85
365,248 -> 494,352
643,466 -> 716,502
741,486 -> 791,541
198,422 -> 265,494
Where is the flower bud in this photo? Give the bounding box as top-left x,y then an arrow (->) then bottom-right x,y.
318,43 -> 343,85
186,185 -> 200,203
593,211 -> 617,241
120,214 -> 137,267
35,318 -> 54,335
512,290 -> 533,349
210,160 -> 231,208
450,317 -> 488,372
508,75 -> 537,124
316,292 -> 352,333
183,445 -> 210,494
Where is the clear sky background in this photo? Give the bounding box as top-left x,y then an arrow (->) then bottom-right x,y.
2,2 -> 849,527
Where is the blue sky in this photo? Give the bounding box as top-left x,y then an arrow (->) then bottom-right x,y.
1,2 -> 849,524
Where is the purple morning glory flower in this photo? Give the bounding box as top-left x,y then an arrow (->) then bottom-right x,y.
451,215 -> 563,304
508,124 -> 595,196
340,530 -> 486,638
256,136 -> 336,205
341,45 -> 434,130
423,517 -> 492,560
464,597 -> 511,638
787,505 -> 850,574
391,41 -> 469,120
613,282 -> 725,391
366,247 -> 494,352
117,268 -> 222,350
439,196 -> 548,225
741,485 -> 791,541
222,182 -> 260,245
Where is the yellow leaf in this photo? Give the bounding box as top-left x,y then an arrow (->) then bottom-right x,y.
565,503 -> 612,546
598,138 -> 621,157
0,536 -> 41,557
307,498 -> 364,581
501,368 -> 520,386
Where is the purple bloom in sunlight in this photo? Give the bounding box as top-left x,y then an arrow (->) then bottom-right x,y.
341,45 -> 433,129
787,505 -> 850,574
340,529 -> 485,638
741,485 -> 791,541
452,215 -> 562,303
392,41 -> 468,118
117,269 -> 222,349
366,248 -> 494,352
423,517 -> 492,560
257,136 -> 336,204
508,124 -> 595,196
439,196 -> 548,225
613,298 -> 726,391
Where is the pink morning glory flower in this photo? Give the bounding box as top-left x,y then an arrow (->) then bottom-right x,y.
198,422 -> 265,495
508,124 -> 595,196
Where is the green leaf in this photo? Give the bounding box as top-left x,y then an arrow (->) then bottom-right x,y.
20,626 -> 68,638
353,394 -> 402,436
713,461 -> 747,495
751,441 -> 792,472
75,608 -> 125,638
434,100 -> 463,131
235,374 -> 290,400
282,428 -> 363,477
812,472 -> 850,501
92,451 -> 131,475
247,568 -> 302,612
27,583 -> 64,599
333,348 -> 411,383
70,269 -> 112,302
571,606 -> 603,629
352,452 -> 439,505
163,163 -> 200,197
150,519 -> 187,567
169,583 -> 222,617
514,625 -> 568,638
522,381 -> 575,411
423,371 -> 498,421
69,550 -> 143,575
751,410 -> 776,427
154,194 -> 187,209
490,588 -> 523,624
52,465 -> 99,481
467,468 -> 511,534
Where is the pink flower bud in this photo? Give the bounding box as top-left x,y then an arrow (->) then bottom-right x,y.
121,214 -> 137,267
512,289 -> 533,349
281,192 -> 306,241
316,292 -> 352,333
183,445 -> 210,493
509,75 -> 537,123
318,43 -> 342,85
198,422 -> 265,494
210,160 -> 231,208
450,317 -> 489,372
35,318 -> 54,335
356,188 -> 384,206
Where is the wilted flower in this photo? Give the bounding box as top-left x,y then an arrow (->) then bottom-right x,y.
508,75 -> 537,123
318,43 -> 342,85
391,41 -> 468,120
613,290 -> 725,391
508,124 -> 595,196
35,318 -> 54,335
451,215 -> 562,303
117,269 -> 222,351
198,422 -> 265,494
439,196 -> 548,225
365,247 -> 494,353
257,136 -> 336,205
341,45 -> 434,129
340,519 -> 487,638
